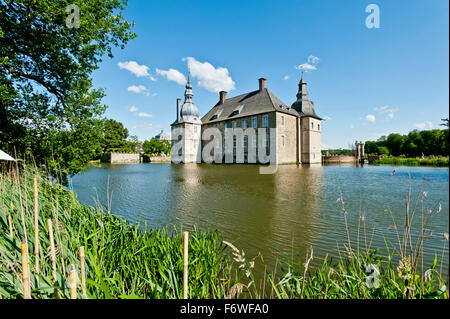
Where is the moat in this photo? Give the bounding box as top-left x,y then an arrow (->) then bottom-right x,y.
71,163 -> 449,277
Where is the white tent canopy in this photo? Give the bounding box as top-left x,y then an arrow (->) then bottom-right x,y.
0,150 -> 15,161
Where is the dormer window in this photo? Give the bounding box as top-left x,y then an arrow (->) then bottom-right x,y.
210,110 -> 223,121
229,104 -> 244,118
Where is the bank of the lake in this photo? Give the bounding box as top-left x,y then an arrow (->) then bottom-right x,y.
1,165 -> 448,299
370,156 -> 449,167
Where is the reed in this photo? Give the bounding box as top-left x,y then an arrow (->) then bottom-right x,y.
183,231 -> 189,299
33,178 -> 39,282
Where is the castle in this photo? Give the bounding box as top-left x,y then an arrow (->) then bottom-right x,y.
171,75 -> 322,164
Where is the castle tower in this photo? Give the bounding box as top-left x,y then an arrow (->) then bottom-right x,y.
171,74 -> 202,163
291,74 -> 322,164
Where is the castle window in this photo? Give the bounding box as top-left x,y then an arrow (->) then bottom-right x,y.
224,122 -> 228,129
252,117 -> 257,129
281,116 -> 285,127
318,124 -> 320,130
194,126 -> 198,133
281,135 -> 285,147
263,115 -> 268,127
243,119 -> 247,129
232,121 -> 237,129
311,123 -> 314,130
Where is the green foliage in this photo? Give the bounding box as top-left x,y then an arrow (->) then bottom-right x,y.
101,119 -> 133,153
321,149 -> 354,156
143,138 -> 171,155
0,166 -> 233,299
0,0 -> 136,177
372,156 -> 448,167
365,128 -> 449,157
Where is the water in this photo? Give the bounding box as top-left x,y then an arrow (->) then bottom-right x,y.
70,163 -> 449,277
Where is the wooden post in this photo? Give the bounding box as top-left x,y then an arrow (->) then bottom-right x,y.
21,242 -> 31,299
47,219 -> 57,282
183,231 -> 189,299
79,246 -> 87,298
33,178 -> 39,282
69,267 -> 77,299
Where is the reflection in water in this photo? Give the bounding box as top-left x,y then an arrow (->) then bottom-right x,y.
71,163 -> 449,279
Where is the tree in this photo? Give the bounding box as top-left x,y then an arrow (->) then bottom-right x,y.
101,119 -> 130,152
0,0 -> 136,178
386,134 -> 405,156
143,138 -> 171,155
377,146 -> 390,156
365,141 -> 379,155
127,135 -> 141,152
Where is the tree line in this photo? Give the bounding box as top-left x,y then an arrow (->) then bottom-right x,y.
365,120 -> 449,157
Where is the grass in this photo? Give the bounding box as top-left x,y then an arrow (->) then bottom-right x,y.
0,163 -> 448,299
370,156 -> 449,167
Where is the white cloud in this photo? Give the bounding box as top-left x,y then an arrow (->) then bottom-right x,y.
307,55 -> 320,64
375,105 -> 397,120
118,61 -> 150,77
129,105 -> 138,112
295,55 -> 320,73
365,114 -> 376,123
374,105 -> 389,112
323,116 -> 332,121
295,63 -> 317,72
156,68 -> 186,85
414,121 -> 433,130
138,112 -> 152,118
282,75 -> 289,80
128,85 -> 150,96
183,57 -> 235,93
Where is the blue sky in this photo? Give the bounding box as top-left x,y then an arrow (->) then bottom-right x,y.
92,0 -> 449,149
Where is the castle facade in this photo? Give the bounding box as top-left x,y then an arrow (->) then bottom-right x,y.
171,75 -> 323,164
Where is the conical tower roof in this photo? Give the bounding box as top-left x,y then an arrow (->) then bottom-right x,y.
291,74 -> 321,120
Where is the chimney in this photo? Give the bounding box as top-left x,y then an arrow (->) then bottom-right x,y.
259,78 -> 266,91
176,98 -> 182,122
219,91 -> 227,104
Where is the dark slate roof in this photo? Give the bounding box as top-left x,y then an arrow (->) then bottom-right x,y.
291,99 -> 322,120
201,88 -> 300,124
